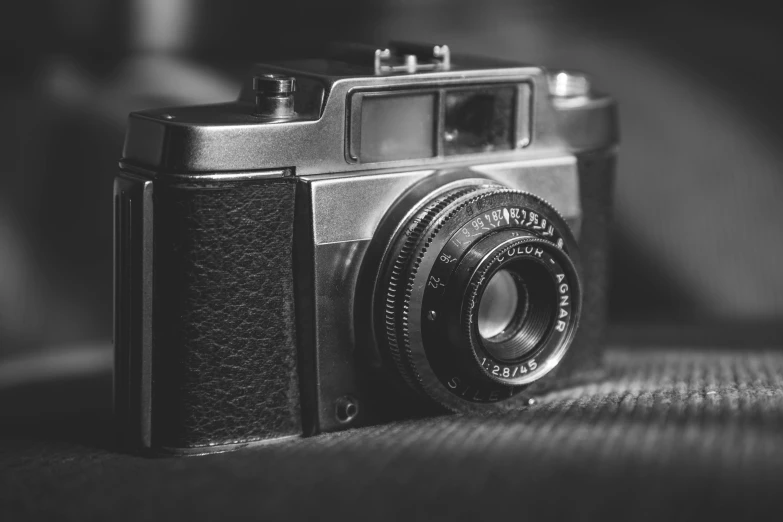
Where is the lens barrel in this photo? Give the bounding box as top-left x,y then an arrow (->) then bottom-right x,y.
374,182 -> 581,412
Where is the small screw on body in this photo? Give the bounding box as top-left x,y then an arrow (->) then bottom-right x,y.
427,310 -> 437,321
335,396 -> 359,424
253,74 -> 296,118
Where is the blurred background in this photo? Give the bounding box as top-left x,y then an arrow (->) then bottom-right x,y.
2,0 -> 783,386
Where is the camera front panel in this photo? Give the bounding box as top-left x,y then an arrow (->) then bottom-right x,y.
300,156 -> 587,433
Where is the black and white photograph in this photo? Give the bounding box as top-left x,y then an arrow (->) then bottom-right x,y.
2,0 -> 783,520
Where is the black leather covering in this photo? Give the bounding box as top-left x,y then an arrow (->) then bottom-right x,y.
152,177 -> 300,448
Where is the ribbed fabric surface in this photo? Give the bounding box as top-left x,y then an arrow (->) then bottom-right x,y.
3,348 -> 783,521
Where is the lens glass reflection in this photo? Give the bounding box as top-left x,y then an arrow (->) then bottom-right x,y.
477,269 -> 521,339
477,260 -> 557,362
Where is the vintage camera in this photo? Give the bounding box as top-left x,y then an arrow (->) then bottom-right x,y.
115,42 -> 618,454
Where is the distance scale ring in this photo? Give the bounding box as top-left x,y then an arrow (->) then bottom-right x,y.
379,185 -> 581,412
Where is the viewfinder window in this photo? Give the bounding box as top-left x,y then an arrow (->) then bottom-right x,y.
359,94 -> 436,163
444,87 -> 514,155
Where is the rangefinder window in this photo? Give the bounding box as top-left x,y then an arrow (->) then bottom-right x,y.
444,86 -> 514,155
359,93 -> 436,162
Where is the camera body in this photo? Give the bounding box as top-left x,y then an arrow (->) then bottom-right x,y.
115,43 -> 618,454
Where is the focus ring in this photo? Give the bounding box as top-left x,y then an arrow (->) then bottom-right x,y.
383,186 -> 485,390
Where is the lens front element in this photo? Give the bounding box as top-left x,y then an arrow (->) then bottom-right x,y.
477,269 -> 521,341
458,233 -> 580,386
477,261 -> 557,363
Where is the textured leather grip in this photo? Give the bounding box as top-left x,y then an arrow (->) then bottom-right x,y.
151,177 -> 301,449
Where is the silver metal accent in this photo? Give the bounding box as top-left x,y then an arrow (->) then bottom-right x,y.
332,42 -> 451,75
124,60 -> 616,174
374,43 -> 452,74
114,172 -> 154,449
253,74 -> 296,118
163,169 -> 289,183
389,41 -> 451,72
404,54 -> 418,73
373,48 -> 392,74
548,71 -> 591,98
515,83 -> 532,149
253,74 -> 296,95
427,310 -> 437,321
305,156 -> 581,246
116,162 -> 289,183
334,396 -> 359,424
433,45 -> 451,69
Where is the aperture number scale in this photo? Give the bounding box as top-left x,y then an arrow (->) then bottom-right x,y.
451,206 -> 556,247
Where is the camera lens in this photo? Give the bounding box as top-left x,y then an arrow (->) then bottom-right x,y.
477,261 -> 556,362
372,182 -> 582,413
477,269 -> 521,341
